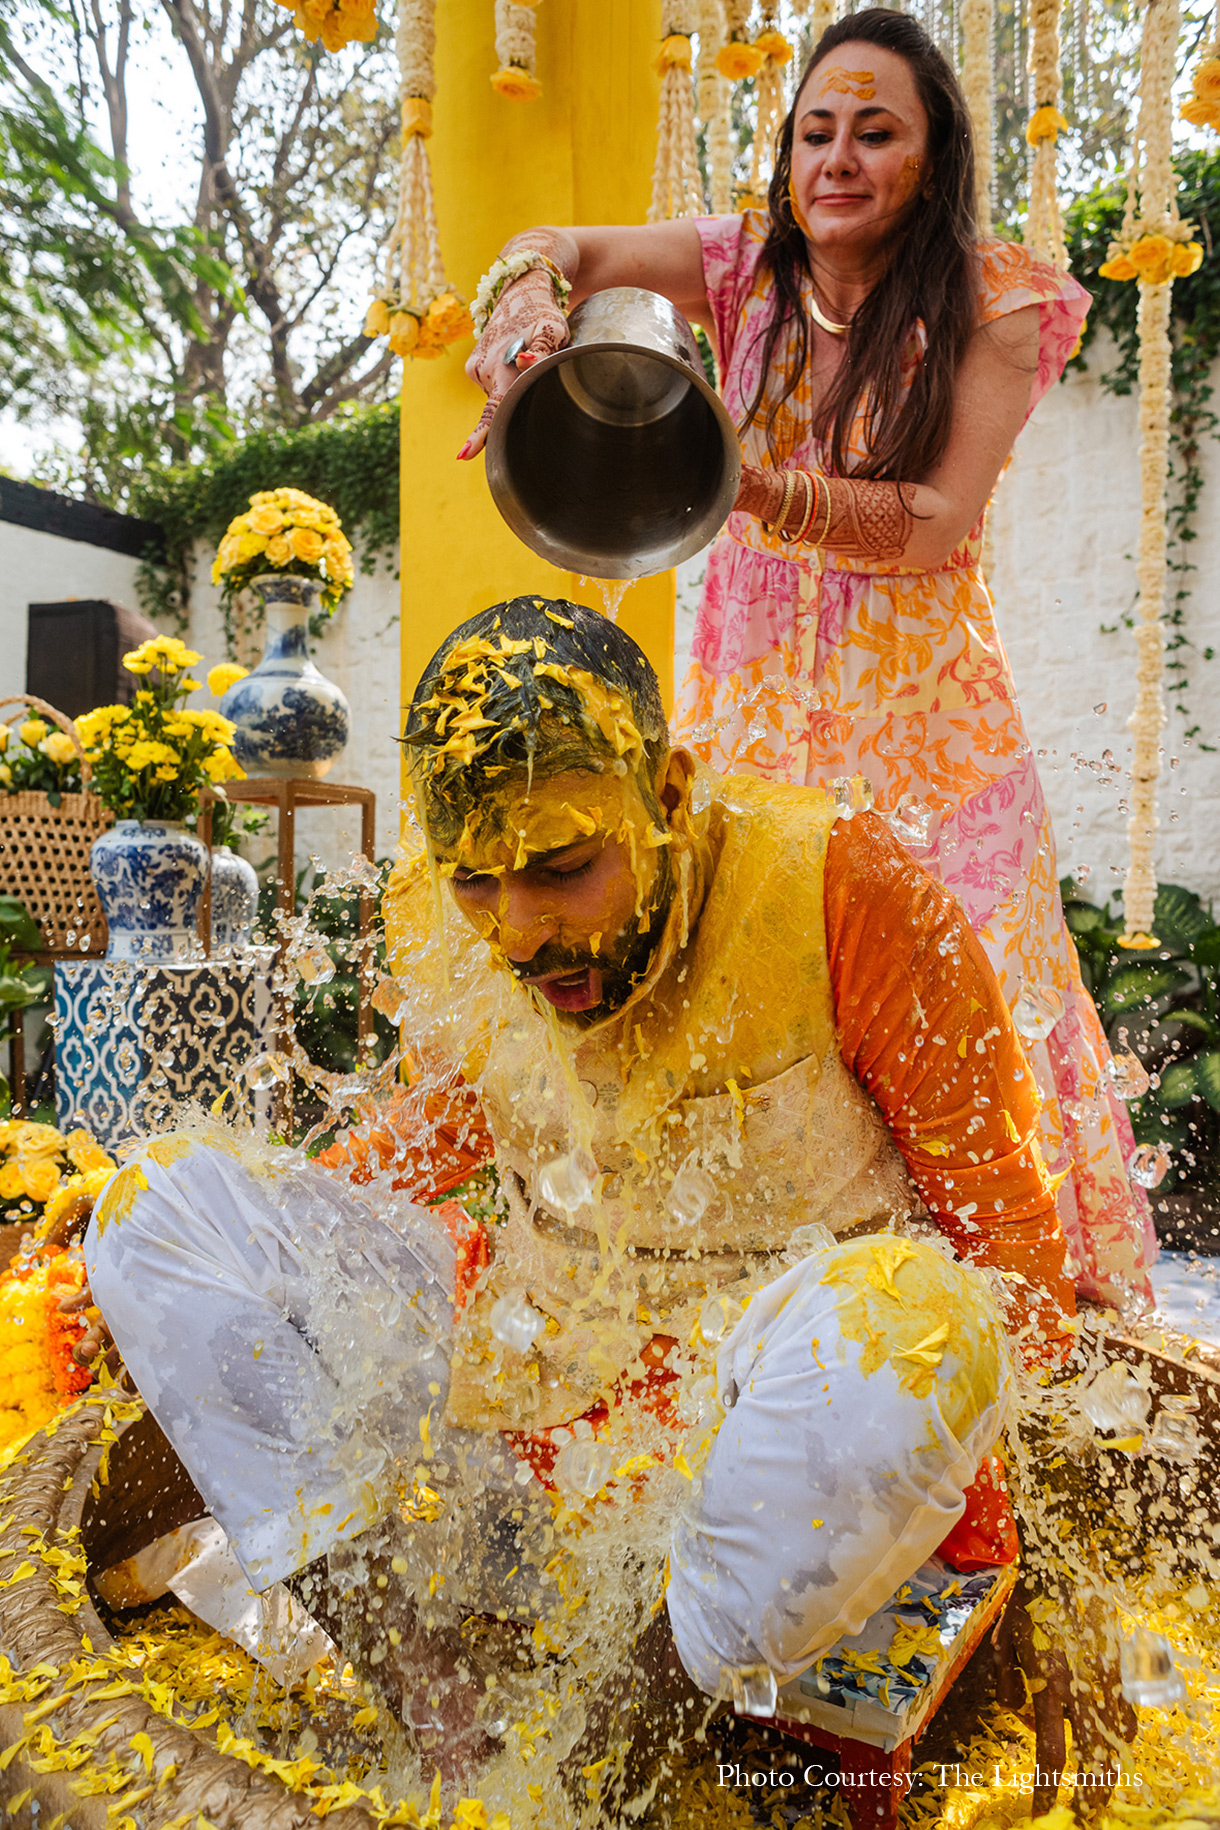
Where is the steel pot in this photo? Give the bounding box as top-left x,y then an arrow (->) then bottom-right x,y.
484,286 -> 742,581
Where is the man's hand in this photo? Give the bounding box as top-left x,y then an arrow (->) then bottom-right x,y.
57,1283 -> 120,1376
994,1582 -> 1137,1816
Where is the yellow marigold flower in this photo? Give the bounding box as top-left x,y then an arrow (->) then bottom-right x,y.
39,731 -> 77,766
19,719 -> 48,746
426,292 -> 474,343
364,298 -> 391,338
1099,253 -> 1137,282
1193,54 -> 1220,102
655,32 -> 692,73
1170,240 -> 1204,277
1128,233 -> 1174,285
753,27 -> 792,62
1025,104 -> 1068,146
716,39 -> 763,79
247,505 -> 285,536
1181,95 -> 1220,130
265,533 -> 294,567
291,526 -> 326,564
208,662 -> 249,698
491,64 -> 542,100
389,310 -> 420,356
0,725 -> 9,753
204,748 -> 246,783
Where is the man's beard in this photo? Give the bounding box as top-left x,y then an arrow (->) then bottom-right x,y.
510,854 -> 675,1025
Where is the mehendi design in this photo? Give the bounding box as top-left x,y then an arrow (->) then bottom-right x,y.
822,477 -> 914,559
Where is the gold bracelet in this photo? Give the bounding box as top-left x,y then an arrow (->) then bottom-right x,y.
765,470 -> 798,537
814,472 -> 833,548
787,471 -> 820,545
778,470 -> 811,544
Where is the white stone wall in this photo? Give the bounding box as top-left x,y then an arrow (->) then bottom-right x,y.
185,543 -> 405,872
0,524 -> 146,705
675,340 -> 1220,911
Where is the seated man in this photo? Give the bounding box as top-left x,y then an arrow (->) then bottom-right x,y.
86,597 -> 1085,1796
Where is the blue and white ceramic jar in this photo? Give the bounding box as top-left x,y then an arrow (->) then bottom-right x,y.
219,575 -> 351,778
209,844 -> 259,949
90,820 -> 209,963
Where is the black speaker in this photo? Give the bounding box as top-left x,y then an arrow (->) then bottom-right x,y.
26,600 -> 162,717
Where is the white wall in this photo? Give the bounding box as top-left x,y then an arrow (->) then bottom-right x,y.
185,543 -> 405,870
0,523 -> 146,706
675,340 -> 1220,911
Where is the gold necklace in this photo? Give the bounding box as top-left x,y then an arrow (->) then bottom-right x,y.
810,291 -> 850,337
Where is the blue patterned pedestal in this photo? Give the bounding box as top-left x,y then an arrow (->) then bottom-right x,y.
54,956 -> 275,1150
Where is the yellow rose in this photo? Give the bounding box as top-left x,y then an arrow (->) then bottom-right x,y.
208,662 -> 250,697
235,531 -> 267,563
0,725 -> 9,753
19,719 -> 47,746
1128,234 -> 1174,284
65,1130 -> 113,1174
0,764 -> 11,787
716,40 -> 763,79
1193,55 -> 1220,102
20,1159 -> 61,1204
654,32 -> 692,73
265,533 -> 294,567
1170,240 -> 1204,278
389,311 -> 420,357
425,292 -> 474,343
491,65 -> 543,101
1181,96 -> 1220,130
247,505 -> 285,536
0,1161 -> 23,1201
364,299 -> 391,337
1099,253 -> 1137,282
291,526 -> 325,564
39,731 -> 77,766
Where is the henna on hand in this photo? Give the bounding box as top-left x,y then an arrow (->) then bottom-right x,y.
734,464 -> 915,561
460,229 -> 579,459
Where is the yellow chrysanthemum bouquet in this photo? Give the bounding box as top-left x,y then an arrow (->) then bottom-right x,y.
75,636 -> 245,824
212,488 -> 355,620
0,715 -> 81,799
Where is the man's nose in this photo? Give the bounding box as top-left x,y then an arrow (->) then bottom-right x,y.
498,887 -> 557,963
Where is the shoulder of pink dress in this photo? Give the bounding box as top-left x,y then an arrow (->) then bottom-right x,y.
975,236 -> 1090,320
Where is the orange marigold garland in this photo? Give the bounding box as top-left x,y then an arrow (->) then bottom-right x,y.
273,0 -> 376,53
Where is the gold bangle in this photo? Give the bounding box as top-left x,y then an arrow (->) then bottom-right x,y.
765,470 -> 798,537
779,470 -> 812,544
789,471 -> 820,545
814,472 -> 833,548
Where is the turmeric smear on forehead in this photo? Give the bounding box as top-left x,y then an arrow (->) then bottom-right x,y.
818,67 -> 876,99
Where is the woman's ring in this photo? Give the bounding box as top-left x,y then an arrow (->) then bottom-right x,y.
503,335 -> 526,366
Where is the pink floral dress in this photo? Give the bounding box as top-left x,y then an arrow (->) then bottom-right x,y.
674,212 -> 1155,1307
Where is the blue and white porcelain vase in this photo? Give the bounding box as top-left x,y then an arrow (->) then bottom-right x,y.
90,820 -> 209,963
210,845 -> 259,949
219,575 -> 351,778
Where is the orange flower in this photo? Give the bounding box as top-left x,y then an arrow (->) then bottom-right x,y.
290,527 -> 325,565
389,311 -> 420,357
753,28 -> 792,63
1099,253 -> 1137,282
1127,234 -> 1174,285
1181,96 -> 1220,130
716,39 -> 763,80
1192,54 -> 1220,102
1170,240 -> 1204,278
491,65 -> 542,101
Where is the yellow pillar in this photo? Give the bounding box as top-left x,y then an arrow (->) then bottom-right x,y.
398,0 -> 675,760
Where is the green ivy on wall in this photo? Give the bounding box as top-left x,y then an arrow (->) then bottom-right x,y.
128,403 -> 400,642
1063,148 -> 1220,746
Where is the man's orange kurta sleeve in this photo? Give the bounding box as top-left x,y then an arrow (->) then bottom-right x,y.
315,1073 -> 493,1203
824,813 -> 1074,1357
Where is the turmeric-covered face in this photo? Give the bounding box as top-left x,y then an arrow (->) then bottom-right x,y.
436,767 -> 677,1017
789,42 -> 929,258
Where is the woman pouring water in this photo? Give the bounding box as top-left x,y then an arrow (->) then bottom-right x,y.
460,6 -> 1154,1316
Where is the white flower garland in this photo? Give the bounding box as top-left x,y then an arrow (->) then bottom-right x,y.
492,0 -> 541,100
696,0 -> 733,213
747,7 -> 792,202
1025,0 -> 1068,268
649,2 -> 704,222
960,0 -> 994,235
1121,0 -> 1182,944
471,250 -> 571,336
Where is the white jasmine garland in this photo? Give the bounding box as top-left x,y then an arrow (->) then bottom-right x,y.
471,250 -> 572,337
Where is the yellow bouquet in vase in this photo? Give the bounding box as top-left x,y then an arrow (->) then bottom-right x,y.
212,488 -> 355,625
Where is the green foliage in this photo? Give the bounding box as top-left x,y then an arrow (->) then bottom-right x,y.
0,896 -> 51,1119
0,719 -> 81,802
1063,149 -> 1220,744
1061,876 -> 1220,1204
128,405 -> 400,637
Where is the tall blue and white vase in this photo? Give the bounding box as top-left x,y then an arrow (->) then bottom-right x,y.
90,821 -> 210,963
219,575 -> 351,778
210,845 -> 260,949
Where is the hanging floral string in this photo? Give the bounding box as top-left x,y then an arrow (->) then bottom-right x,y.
492,0 -> 542,101
650,3 -> 704,221
961,0 -> 995,235
747,7 -> 793,201
1025,0 -> 1068,267
1110,0 -> 1187,947
1182,0 -> 1220,132
274,0 -> 375,53
363,0 -> 472,362
717,0 -> 763,80
808,0 -> 837,44
697,0 -> 734,213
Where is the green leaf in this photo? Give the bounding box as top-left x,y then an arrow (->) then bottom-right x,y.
1150,884 -> 1213,954
1100,962 -> 1190,1017
0,897 -> 44,952
0,974 -> 38,1008
1191,927 -> 1220,970
1158,1058 -> 1210,1109
1197,1053 -> 1220,1114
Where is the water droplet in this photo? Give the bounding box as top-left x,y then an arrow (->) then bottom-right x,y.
1012,980 -> 1065,1042
65,929 -> 76,946
698,1292 -> 744,1345
667,1162 -> 718,1225
554,1438 -> 614,1499
1093,702 -> 1108,715
1146,1405 -> 1202,1463
298,948 -> 335,986
79,935 -> 91,952
1128,1142 -> 1170,1189
1120,1626 -> 1186,1708
830,777 -> 855,820
785,1222 -> 836,1261
1080,1361 -> 1151,1436
730,1665 -> 777,1718
538,1147 -> 598,1213
371,977 -> 410,1025
887,793 -> 934,848
245,1051 -> 291,1091
488,1289 -> 545,1354
746,716 -> 766,744
1106,1050 -> 1151,1102
676,1372 -> 719,1425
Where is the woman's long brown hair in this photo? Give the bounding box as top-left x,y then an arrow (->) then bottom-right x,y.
742,8 -> 979,482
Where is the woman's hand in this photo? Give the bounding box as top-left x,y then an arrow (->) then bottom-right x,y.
459,270 -> 570,460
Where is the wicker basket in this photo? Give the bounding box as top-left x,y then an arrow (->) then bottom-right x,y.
0,695 -> 112,955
